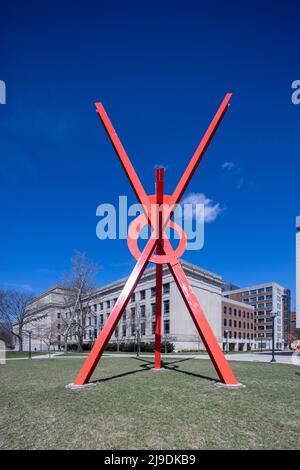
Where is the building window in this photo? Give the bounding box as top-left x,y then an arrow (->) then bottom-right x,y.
258,296 -> 265,301
100,314 -> 104,326
151,287 -> 156,298
151,304 -> 156,316
57,335 -> 61,341
266,287 -> 272,292
140,290 -> 145,300
224,306 -> 227,314
93,304 -> 97,312
141,323 -> 146,335
152,321 -> 156,334
107,300 -> 110,309
164,320 -> 170,335
131,293 -> 135,302
163,300 -> 170,315
57,312 -> 61,319
234,320 -> 237,328
122,325 -> 126,337
131,324 -> 136,336
94,328 -> 97,338
238,332 -> 241,339
250,290 -> 257,294
250,297 -> 256,302
234,332 -> 237,339
229,320 -> 232,327
234,309 -> 237,316
140,305 -> 146,317
229,308 -> 232,315
238,310 -> 241,317
100,303 -> 103,310
131,308 -> 135,321
88,317 -> 91,326
57,323 -> 61,330
238,321 -> 241,328
224,318 -> 227,326
163,283 -> 170,295
258,288 -> 264,293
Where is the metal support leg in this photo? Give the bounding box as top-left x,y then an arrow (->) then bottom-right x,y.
166,248 -> 240,386
154,168 -> 164,369
72,237 -> 157,386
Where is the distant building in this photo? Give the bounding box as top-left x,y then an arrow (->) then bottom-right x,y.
221,298 -> 255,351
223,283 -> 291,349
18,260 -> 225,352
222,283 -> 240,292
296,216 -> 300,327
290,312 -> 300,339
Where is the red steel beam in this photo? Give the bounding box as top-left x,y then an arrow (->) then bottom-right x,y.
165,243 -> 238,385
74,236 -> 157,385
154,168 -> 164,369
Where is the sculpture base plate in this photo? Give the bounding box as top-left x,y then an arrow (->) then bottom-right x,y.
215,381 -> 245,389
65,382 -> 96,390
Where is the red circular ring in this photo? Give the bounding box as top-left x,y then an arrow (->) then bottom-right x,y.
127,195 -> 187,264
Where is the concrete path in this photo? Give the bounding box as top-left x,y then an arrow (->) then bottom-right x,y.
5,351 -> 299,366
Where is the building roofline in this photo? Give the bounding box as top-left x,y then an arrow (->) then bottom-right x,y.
222,297 -> 254,310
223,281 -> 288,295
28,285 -> 76,305
85,258 -> 223,301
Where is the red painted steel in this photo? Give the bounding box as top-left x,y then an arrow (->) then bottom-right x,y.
74,236 -> 157,385
154,168 -> 164,369
72,95 -> 238,386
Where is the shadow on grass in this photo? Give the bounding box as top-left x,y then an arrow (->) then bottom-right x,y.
133,356 -> 217,383
91,362 -> 151,384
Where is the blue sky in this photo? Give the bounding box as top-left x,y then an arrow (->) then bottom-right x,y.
0,1 -> 299,307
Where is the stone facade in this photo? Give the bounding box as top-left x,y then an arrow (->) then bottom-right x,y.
19,260 -> 224,352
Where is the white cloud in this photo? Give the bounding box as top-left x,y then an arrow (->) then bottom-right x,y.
222,161 -> 234,170
181,192 -> 224,223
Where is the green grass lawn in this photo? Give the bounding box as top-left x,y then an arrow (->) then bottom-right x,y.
0,356 -> 299,450
6,351 -> 49,358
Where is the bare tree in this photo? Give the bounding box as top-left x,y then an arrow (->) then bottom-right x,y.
0,290 -> 42,351
61,251 -> 99,352
34,324 -> 57,357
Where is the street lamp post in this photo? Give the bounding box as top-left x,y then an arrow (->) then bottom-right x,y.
270,311 -> 278,363
28,330 -> 32,359
225,330 -> 229,353
258,333 -> 263,352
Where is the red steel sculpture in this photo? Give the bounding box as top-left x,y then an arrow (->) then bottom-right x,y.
71,94 -> 239,387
